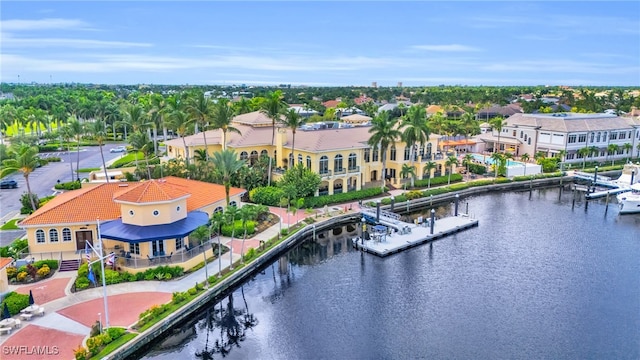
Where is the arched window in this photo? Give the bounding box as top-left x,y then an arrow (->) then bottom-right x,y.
590,132 -> 595,142
403,147 -> 410,161
240,151 -> 248,160
230,201 -> 237,207
214,206 -> 223,213
306,156 -> 312,169
319,156 -> 329,174
36,229 -> 45,243
62,228 -> 72,242
298,154 -> 303,165
603,132 -> 607,142
260,149 -> 268,158
348,153 -> 357,170
334,154 -> 343,172
288,153 -> 294,167
250,150 -> 259,164
596,132 -> 601,142
426,143 -> 432,158
390,146 -> 396,161
49,229 -> 59,242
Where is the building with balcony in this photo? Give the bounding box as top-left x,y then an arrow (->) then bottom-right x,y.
164,111 -> 452,195
19,177 -> 245,272
476,113 -> 640,163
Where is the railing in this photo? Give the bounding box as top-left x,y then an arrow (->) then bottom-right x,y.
360,204 -> 402,222
119,240 -> 215,269
320,170 -> 332,178
334,168 -> 346,175
348,166 -> 360,173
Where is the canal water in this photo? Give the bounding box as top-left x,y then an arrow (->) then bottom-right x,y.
140,188 -> 639,360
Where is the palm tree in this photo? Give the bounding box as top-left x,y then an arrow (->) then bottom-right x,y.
588,146 -> 600,164
1,145 -> 40,211
281,108 -> 305,167
460,111 -> 480,148
520,153 -> 530,163
401,105 -> 430,188
119,103 -> 150,141
210,210 -> 225,276
491,152 -> 504,178
368,111 -> 401,191
59,124 -> 76,180
167,110 -> 194,166
187,92 -> 214,160
238,205 -> 257,264
211,149 -> 246,206
88,119 -> 110,182
607,143 -> 619,166
399,163 -> 415,190
67,116 -> 84,181
128,131 -> 151,178
462,153 -> 474,180
578,147 -> 590,170
260,90 -> 286,186
424,161 -> 437,188
233,97 -> 253,115
622,143 -> 633,162
224,206 -> 239,270
489,116 -> 506,153
193,149 -> 208,163
445,156 -> 459,185
211,100 -> 241,151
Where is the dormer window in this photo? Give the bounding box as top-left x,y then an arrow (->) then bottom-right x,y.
129,210 -> 135,217
153,210 -> 160,217
176,206 -> 181,212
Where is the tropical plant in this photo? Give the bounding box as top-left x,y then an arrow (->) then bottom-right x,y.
490,152 -> 504,178
211,99 -> 240,150
224,206 -> 239,270
187,92 -> 214,160
167,110 -> 194,166
445,156 -> 459,185
1,144 -> 40,210
67,116 -> 84,181
462,153 -> 474,179
88,119 -> 110,182
607,143 -> 619,166
128,131 -> 152,178
238,205 -> 257,264
578,147 -> 590,170
211,149 -> 246,206
281,108 -> 305,166
489,116 -> 506,153
401,105 -> 430,187
622,143 -> 633,162
368,111 -> 401,191
260,90 -> 286,186
278,163 -> 321,199
424,161 -> 437,188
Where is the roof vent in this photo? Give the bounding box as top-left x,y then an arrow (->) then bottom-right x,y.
118,184 -> 129,187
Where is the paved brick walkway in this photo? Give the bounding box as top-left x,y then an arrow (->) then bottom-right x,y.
1,324 -> 84,360
15,277 -> 71,304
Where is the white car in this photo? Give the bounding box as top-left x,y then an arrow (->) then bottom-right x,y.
110,146 -> 127,153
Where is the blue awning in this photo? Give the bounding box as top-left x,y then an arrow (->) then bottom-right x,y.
100,211 -> 209,243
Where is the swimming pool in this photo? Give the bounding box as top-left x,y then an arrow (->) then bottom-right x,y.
470,153 -> 523,167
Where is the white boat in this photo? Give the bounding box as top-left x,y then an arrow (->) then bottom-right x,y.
614,163 -> 640,187
617,183 -> 640,214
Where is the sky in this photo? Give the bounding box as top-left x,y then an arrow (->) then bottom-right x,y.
1,1 -> 639,87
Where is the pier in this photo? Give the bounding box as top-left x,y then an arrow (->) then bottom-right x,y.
353,213 -> 479,257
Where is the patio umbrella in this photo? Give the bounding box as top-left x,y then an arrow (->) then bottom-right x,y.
28,290 -> 35,305
1,303 -> 10,320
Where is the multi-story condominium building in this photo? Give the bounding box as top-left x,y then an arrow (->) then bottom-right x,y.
164,111 -> 451,195
477,113 -> 640,164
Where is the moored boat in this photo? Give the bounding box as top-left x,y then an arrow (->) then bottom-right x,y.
617,183 -> 640,214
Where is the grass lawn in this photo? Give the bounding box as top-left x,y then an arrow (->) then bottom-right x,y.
108,152 -> 144,168
90,333 -> 137,360
0,219 -> 20,230
77,167 -> 101,173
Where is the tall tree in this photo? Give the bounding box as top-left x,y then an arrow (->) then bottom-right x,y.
260,90 -> 286,186
67,116 -> 84,181
211,100 -> 241,151
399,163 -> 416,190
88,119 -> 110,182
401,105 -> 430,187
368,111 -> 401,191
187,92 -> 214,160
1,144 -> 40,210
167,110 -> 194,166
607,143 -> 619,166
445,156 -> 459,185
622,143 -> 633,162
211,149 -> 246,206
129,131 -> 151,178
238,205 -> 257,264
281,108 -> 305,166
489,116 -> 506,153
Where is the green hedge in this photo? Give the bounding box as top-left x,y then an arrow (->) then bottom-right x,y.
249,186 -> 284,206
75,263 -> 185,290
33,259 -> 58,270
303,187 -> 384,208
0,292 -> 29,316
55,181 -> 82,190
0,239 -> 28,258
413,174 -> 463,188
221,220 -> 256,237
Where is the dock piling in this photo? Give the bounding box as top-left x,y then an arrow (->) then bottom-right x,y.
376,200 -> 381,223
430,209 -> 435,235
390,196 -> 395,212
454,193 -> 459,216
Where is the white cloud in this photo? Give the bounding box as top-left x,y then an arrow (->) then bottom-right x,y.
481,60 -> 639,75
1,34 -> 152,49
411,44 -> 481,52
0,18 -> 90,31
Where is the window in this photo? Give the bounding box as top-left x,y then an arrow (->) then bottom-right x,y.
348,153 -> 357,170
609,132 -> 618,140
129,243 -> 140,255
578,134 -> 587,143
618,132 -> 625,140
129,210 -> 135,217
524,134 -> 528,141
425,144 -> 432,158
528,138 -> 531,145
260,149 -> 268,158
512,130 -> 516,136
568,135 -> 577,143
372,148 -> 379,162
176,206 -> 181,212
364,149 -> 370,163
566,153 -> 575,160
214,206 -> 223,213
288,153 -> 294,167
590,132 -> 595,142
62,228 -> 72,242
230,201 -> 237,207
390,146 -> 396,161
49,229 -> 59,242
306,156 -> 312,169
334,154 -> 343,172
520,131 -> 523,138
298,154 -> 303,165
603,132 -> 607,142
403,147 -> 410,161
176,237 -> 183,250
596,132 -> 601,142
240,151 -> 248,160
250,150 -> 259,164
36,229 -> 45,243
319,156 -> 329,174
153,210 -> 160,216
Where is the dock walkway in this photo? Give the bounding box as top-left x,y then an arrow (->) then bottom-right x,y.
353,215 -> 479,257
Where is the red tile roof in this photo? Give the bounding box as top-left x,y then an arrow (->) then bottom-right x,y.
20,177 -> 245,227
0,257 -> 13,269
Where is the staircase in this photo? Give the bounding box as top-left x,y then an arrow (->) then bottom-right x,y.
59,259 -> 80,272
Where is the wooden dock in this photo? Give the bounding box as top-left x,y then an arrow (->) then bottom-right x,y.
353,215 -> 479,257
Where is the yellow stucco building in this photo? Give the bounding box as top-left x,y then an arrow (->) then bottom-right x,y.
19,177 -> 245,273
164,111 -> 452,195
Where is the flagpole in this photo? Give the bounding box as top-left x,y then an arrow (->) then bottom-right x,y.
96,218 -> 110,329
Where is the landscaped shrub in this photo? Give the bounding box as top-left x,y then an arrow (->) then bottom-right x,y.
0,239 -> 29,258
16,271 -> 27,282
303,187 -> 384,208
106,327 -> 126,340
468,163 -> 487,174
75,277 -> 90,290
36,265 -> 50,278
221,220 -> 255,237
249,186 -> 285,206
54,181 -> 82,190
172,291 -> 188,304
405,190 -> 423,200
34,259 -> 59,270
413,174 -> 463,188
103,269 -> 122,285
244,248 -> 257,262
0,292 -> 29,315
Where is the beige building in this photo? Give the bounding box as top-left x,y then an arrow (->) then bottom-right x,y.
164,111 -> 452,194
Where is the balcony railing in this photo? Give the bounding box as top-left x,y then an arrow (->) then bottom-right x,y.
334,168 -> 346,175
320,169 -> 332,178
348,166 -> 360,173
117,240 -> 215,269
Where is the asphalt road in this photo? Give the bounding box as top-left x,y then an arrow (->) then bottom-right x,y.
0,144 -> 129,222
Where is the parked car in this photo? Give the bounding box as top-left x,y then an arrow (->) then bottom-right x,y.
0,179 -> 18,189
110,146 -> 127,153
